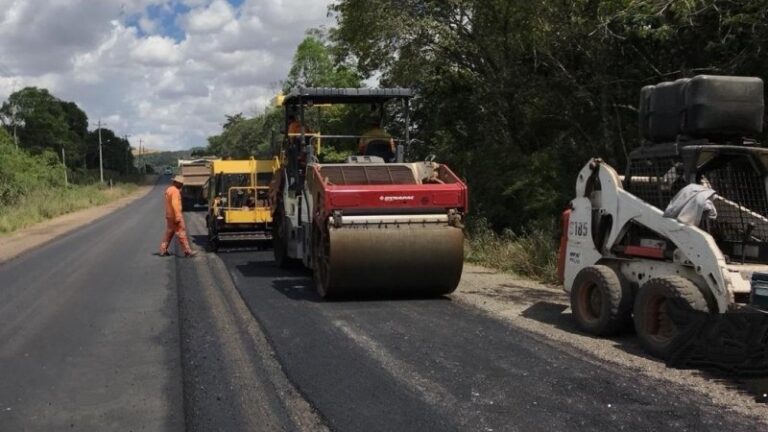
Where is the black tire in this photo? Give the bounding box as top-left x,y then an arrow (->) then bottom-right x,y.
207,234 -> 219,252
312,226 -> 332,298
570,265 -> 632,336
273,207 -> 297,268
206,223 -> 219,252
633,276 -> 710,359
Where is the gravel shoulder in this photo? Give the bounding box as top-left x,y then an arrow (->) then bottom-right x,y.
0,185 -> 153,264
453,264 -> 768,424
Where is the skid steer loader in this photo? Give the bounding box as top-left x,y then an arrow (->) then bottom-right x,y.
560,75 -> 768,360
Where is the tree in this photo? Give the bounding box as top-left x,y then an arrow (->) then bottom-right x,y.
86,128 -> 135,176
284,34 -> 361,90
0,87 -> 90,168
329,0 -> 768,230
207,109 -> 283,158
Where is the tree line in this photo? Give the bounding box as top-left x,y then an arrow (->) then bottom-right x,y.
0,87 -> 138,181
209,1 -> 768,232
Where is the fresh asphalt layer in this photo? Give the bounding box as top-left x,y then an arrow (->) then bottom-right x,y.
210,237 -> 763,432
0,180 -> 764,431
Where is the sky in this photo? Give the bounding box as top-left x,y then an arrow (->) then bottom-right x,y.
0,0 -> 336,151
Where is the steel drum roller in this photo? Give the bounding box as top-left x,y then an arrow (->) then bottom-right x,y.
315,222 -> 464,297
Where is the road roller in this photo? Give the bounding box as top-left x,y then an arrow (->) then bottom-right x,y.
270,87 -> 468,297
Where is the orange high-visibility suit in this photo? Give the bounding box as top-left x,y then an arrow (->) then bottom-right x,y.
287,120 -> 302,135
159,185 -> 192,255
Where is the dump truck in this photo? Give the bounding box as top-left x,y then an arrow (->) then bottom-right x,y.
205,158 -> 280,251
559,75 -> 768,360
178,158 -> 215,211
270,87 -> 468,298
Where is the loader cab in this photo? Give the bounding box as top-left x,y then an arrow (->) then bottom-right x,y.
624,75 -> 768,264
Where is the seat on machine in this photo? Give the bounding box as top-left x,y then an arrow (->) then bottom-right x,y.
364,139 -> 395,162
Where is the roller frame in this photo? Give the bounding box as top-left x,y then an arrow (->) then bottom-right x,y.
275,163 -> 467,297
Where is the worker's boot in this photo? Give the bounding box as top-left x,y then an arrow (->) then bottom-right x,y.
159,242 -> 171,256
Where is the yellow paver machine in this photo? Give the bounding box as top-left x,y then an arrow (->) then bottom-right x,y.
205,157 -> 280,251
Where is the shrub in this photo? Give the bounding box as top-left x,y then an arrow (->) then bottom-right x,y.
0,129 -> 137,234
465,217 -> 558,284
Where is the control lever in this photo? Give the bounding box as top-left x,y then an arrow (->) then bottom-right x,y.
742,222 -> 756,264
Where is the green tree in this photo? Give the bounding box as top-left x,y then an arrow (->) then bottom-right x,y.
330,0 -> 768,230
0,87 -> 90,168
284,34 -> 361,90
86,128 -> 135,176
207,109 -> 283,158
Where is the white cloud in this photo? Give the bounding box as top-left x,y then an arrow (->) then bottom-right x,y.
138,16 -> 159,34
131,36 -> 183,66
0,0 -> 336,151
182,0 -> 235,34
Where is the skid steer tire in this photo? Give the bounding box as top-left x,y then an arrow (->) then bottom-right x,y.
633,276 -> 710,360
570,265 -> 632,337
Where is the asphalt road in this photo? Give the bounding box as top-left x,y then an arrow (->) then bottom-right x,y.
0,183 -> 183,431
212,248 -> 759,432
1,181 -> 765,431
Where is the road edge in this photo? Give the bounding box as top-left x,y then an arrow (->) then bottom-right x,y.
0,184 -> 155,265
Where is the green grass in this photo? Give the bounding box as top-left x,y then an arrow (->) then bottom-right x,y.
0,183 -> 137,234
464,217 -> 559,284
0,129 -> 139,235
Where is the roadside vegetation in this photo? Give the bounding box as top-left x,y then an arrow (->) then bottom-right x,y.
0,127 -> 137,235
465,218 -> 558,284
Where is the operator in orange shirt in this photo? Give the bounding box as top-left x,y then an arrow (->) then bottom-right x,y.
159,175 -> 195,257
358,119 -> 396,161
287,113 -> 302,136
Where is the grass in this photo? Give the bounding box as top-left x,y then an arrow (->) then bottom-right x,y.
0,183 -> 138,235
464,217 -> 559,284
0,129 -> 142,235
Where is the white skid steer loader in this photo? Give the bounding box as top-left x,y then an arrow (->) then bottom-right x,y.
559,75 -> 768,360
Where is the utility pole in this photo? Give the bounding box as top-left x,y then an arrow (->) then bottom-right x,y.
62,147 -> 68,187
10,79 -> 19,150
97,119 -> 106,184
11,104 -> 18,150
139,138 -> 144,174
123,134 -> 130,175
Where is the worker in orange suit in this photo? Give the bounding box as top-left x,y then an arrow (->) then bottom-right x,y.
159,175 -> 195,257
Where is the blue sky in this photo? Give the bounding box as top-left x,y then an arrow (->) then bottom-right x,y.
138,0 -> 248,40
0,0 -> 336,150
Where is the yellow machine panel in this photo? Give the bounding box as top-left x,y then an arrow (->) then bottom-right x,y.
205,157 -> 280,251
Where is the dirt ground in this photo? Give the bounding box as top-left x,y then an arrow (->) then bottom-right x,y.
453,264 -> 768,424
0,185 -> 153,264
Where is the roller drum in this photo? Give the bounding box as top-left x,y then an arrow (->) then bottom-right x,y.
315,223 -> 464,297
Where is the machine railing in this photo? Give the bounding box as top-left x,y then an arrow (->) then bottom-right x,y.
224,186 -> 270,210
